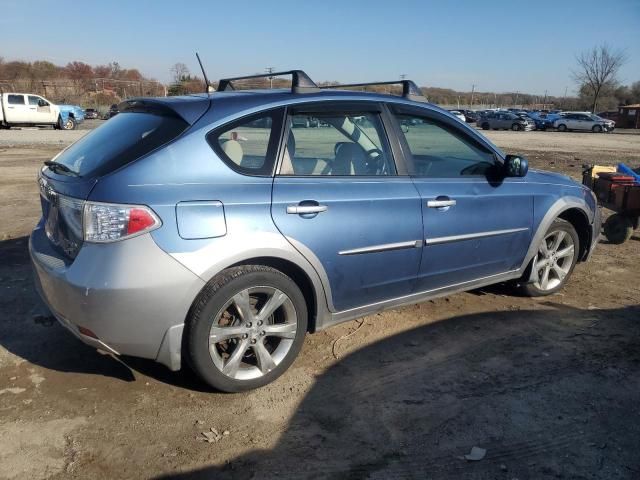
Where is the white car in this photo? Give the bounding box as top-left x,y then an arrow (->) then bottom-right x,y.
448,110 -> 466,122
0,93 -> 83,130
553,112 -> 614,133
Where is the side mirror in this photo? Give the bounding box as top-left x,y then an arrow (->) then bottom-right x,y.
401,124 -> 410,134
504,154 -> 528,177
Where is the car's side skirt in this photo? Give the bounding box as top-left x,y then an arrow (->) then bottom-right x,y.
318,268 -> 521,330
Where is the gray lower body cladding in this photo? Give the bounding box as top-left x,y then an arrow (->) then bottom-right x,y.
29,225 -> 205,368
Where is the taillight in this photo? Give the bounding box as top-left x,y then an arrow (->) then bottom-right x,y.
84,202 -> 161,243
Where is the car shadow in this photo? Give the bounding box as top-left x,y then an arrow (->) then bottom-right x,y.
155,303 -> 640,480
0,236 -> 136,381
0,235 -> 241,390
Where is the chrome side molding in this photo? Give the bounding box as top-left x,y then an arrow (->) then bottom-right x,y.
426,227 -> 529,246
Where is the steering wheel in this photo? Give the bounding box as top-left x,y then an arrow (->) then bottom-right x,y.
460,162 -> 491,176
364,148 -> 386,174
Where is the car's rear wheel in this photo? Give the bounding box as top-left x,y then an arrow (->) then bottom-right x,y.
557,124 -> 567,132
592,124 -> 603,133
521,219 -> 579,297
512,123 -> 521,131
482,122 -> 490,130
603,213 -> 633,244
186,265 -> 308,392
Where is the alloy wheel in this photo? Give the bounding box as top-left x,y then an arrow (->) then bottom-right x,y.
208,286 -> 297,381
533,230 -> 575,291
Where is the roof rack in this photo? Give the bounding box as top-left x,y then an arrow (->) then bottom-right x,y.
320,80 -> 426,102
217,70 -> 320,94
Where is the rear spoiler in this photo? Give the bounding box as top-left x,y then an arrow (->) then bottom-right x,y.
118,96 -> 210,125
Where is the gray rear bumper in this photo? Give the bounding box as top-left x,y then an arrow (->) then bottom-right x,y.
30,225 -> 205,370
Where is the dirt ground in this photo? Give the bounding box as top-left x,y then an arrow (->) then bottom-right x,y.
0,127 -> 639,479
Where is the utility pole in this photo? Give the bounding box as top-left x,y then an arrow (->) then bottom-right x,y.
470,84 -> 476,107
514,91 -> 519,108
562,86 -> 568,109
400,73 -> 407,80
265,67 -> 275,89
542,89 -> 548,110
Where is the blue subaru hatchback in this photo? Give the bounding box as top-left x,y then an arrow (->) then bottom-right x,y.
30,71 -> 600,392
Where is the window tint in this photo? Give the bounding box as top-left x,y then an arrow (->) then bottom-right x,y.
279,112 -> 394,176
7,95 -> 24,105
54,112 -> 188,177
396,114 -> 496,177
208,111 -> 281,176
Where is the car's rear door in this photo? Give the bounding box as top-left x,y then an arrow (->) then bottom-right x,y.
389,105 -> 533,292
271,102 -> 423,312
5,94 -> 29,122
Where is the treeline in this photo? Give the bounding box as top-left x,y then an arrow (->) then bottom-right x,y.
0,57 -> 164,108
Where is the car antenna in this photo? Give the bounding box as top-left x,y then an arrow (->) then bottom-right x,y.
195,52 -> 213,93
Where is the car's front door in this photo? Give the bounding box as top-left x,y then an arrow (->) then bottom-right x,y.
391,106 -> 533,292
271,103 -> 423,312
28,96 -> 55,124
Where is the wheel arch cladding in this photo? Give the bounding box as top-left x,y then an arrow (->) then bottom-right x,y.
558,208 -> 591,261
229,257 -> 318,333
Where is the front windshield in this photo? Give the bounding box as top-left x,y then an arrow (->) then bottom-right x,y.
590,115 -> 602,121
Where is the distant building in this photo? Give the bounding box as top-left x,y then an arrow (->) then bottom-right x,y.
617,104 -> 640,129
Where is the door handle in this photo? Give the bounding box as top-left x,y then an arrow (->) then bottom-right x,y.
427,198 -> 456,208
286,204 -> 328,215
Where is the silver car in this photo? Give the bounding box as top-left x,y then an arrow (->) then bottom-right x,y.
479,112 -> 535,131
553,113 -> 615,132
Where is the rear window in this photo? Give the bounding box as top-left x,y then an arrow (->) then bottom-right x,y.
53,112 -> 188,177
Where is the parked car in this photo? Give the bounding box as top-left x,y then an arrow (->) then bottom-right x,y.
31,70 -> 600,392
108,104 -> 119,118
479,111 -> 535,131
553,113 -> 615,132
448,110 -> 466,122
459,109 -> 478,123
291,115 -> 319,128
84,108 -> 99,120
0,93 -> 83,130
515,112 -> 553,131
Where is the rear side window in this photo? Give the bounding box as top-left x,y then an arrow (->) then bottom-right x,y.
7,94 -> 24,105
53,112 -> 188,177
207,109 -> 284,176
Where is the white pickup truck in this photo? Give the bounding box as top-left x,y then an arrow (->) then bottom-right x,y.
0,93 -> 84,130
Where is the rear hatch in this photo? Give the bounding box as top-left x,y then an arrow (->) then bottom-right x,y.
39,95 -> 210,259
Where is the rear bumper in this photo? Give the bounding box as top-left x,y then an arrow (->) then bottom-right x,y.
30,225 -> 205,370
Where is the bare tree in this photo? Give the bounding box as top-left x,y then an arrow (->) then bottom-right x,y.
573,44 -> 627,113
170,63 -> 190,83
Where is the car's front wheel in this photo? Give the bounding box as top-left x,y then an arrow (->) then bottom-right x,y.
512,123 -> 522,131
482,122 -> 490,130
60,116 -> 77,130
592,124 -> 603,133
521,219 -> 579,297
186,265 -> 308,392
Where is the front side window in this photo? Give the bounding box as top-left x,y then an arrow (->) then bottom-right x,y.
395,114 -> 496,178
279,112 -> 394,176
7,95 -> 24,105
208,110 -> 282,176
28,96 -> 47,106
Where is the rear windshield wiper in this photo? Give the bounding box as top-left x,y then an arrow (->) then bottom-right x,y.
44,161 -> 80,177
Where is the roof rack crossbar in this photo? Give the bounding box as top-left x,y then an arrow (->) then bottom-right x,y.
320,80 -> 426,102
217,70 -> 319,94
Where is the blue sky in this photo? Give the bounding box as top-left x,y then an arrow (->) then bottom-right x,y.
1,0 -> 638,96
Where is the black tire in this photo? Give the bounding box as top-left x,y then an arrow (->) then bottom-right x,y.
512,123 -> 521,131
60,116 -> 77,130
603,213 -> 633,244
186,265 -> 308,392
482,122 -> 490,130
520,218 -> 580,297
557,124 -> 567,132
592,124 -> 603,133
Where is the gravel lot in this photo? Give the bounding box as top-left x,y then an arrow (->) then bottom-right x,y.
0,123 -> 639,479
